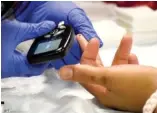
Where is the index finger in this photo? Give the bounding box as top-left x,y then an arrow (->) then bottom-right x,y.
112,35 -> 132,65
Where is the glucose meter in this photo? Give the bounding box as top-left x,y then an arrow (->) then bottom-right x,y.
27,21 -> 75,64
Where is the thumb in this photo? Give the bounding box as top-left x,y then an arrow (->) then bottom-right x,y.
59,64 -> 109,86
18,20 -> 56,42
14,50 -> 49,76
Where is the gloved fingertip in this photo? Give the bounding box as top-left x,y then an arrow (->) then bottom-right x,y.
37,21 -> 56,35
81,33 -> 103,48
99,41 -> 103,48
70,38 -> 82,60
28,64 -> 48,75
50,59 -> 65,70
48,62 -> 54,69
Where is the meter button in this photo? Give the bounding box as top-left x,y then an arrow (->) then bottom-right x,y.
53,30 -> 64,37
58,21 -> 64,28
44,34 -> 51,38
58,25 -> 66,30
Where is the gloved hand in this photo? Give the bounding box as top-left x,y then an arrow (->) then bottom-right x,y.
16,1 -> 103,69
1,19 -> 56,78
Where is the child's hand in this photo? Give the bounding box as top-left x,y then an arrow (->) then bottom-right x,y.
59,34 -> 157,112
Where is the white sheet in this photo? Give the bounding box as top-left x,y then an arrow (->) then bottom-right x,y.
1,69 -> 132,113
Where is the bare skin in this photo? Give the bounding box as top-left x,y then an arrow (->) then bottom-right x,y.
59,34 -> 157,112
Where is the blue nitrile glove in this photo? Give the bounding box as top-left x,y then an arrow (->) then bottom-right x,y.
1,19 -> 56,78
16,1 -> 103,69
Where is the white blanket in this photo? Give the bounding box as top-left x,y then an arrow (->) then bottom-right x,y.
1,69 -> 131,113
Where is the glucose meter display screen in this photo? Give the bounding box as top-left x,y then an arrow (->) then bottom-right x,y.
34,39 -> 62,54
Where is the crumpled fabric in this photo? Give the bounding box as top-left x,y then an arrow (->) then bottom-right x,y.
1,68 -> 130,113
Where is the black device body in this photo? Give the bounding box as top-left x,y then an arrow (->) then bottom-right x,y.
27,25 -> 75,64
1,1 -> 14,16
1,1 -> 30,20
